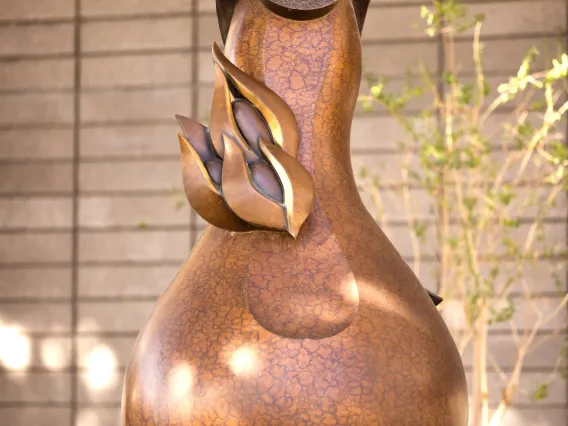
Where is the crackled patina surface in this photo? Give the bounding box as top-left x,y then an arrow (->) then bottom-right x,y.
122,0 -> 468,424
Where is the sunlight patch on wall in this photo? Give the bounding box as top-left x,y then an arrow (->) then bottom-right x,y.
85,345 -> 117,390
441,299 -> 467,331
0,322 -> 31,371
40,338 -> 69,371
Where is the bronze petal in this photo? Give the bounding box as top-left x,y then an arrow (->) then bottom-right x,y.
209,63 -> 233,158
232,99 -> 273,156
178,133 -> 251,232
210,63 -> 259,164
175,114 -> 214,162
206,159 -> 223,185
212,43 -> 300,157
249,161 -> 284,203
260,139 -> 315,238
221,134 -> 287,231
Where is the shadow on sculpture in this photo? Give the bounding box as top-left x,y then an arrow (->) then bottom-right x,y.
122,0 -> 468,424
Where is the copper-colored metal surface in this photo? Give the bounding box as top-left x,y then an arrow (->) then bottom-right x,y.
209,63 -> 233,158
221,133 -> 289,232
122,0 -> 468,424
216,0 -> 371,41
232,100 -> 272,157
176,44 -> 315,237
212,42 -> 300,157
259,140 -> 315,238
248,161 -> 284,202
178,133 -> 251,232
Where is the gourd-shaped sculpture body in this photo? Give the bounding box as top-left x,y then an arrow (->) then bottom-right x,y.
122,0 -> 468,424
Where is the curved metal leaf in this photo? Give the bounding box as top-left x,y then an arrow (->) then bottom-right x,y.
176,114 -> 214,162
210,63 -> 259,163
221,134 -> 287,231
260,139 -> 315,238
178,133 -> 251,232
212,43 -> 300,157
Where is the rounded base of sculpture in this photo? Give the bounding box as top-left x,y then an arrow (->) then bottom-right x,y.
122,227 -> 468,426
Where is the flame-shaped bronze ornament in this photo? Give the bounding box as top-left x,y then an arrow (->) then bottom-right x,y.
122,0 -> 467,424
177,44 -> 314,237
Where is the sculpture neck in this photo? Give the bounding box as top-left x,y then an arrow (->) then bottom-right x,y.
224,0 -> 362,175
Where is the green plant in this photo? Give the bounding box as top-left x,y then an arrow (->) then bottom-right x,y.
358,1 -> 568,425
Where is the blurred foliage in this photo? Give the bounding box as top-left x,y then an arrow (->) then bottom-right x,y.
358,1 -> 568,425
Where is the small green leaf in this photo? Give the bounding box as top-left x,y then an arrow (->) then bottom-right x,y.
408,170 -> 421,181
458,84 -> 473,105
168,187 -> 183,195
502,236 -> 519,256
549,141 -> 568,166
504,218 -> 520,228
370,84 -> 384,99
174,199 -> 186,211
443,71 -> 456,85
482,80 -> 491,96
467,292 -> 480,324
474,13 -> 485,23
560,365 -> 568,380
493,303 -> 515,323
463,196 -> 477,210
361,98 -> 373,112
533,383 -> 549,401
517,47 -> 539,79
413,220 -> 426,239
447,238 -> 459,249
498,185 -> 515,206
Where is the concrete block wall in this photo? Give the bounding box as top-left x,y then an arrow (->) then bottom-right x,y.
0,0 -> 565,425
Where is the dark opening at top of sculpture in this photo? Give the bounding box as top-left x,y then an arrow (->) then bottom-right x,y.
216,0 -> 371,42
259,0 -> 340,20
264,0 -> 337,8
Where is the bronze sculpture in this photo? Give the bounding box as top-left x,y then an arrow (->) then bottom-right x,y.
122,0 -> 468,424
